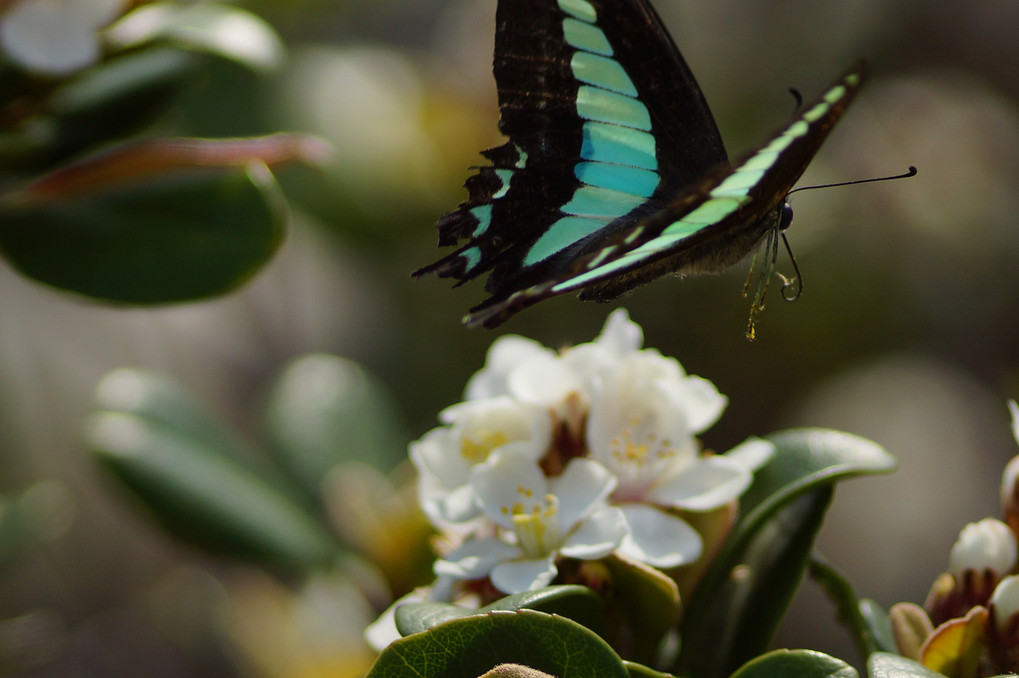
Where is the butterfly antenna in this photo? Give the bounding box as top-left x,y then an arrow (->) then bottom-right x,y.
788,166 -> 917,196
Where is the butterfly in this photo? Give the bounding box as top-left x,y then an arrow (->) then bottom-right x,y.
414,0 -> 864,335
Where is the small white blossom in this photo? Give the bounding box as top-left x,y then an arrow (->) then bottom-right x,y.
583,350 -> 753,568
434,448 -> 626,594
990,574 -> 1019,629
948,517 -> 1018,578
0,0 -> 126,76
411,396 -> 551,526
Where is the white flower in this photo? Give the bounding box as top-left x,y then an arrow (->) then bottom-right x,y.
584,352 -> 762,568
990,574 -> 1019,629
434,448 -> 627,594
464,309 -> 643,409
0,0 -> 126,76
948,517 -> 1018,577
411,396 -> 552,526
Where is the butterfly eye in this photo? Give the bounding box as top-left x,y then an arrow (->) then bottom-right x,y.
779,203 -> 794,231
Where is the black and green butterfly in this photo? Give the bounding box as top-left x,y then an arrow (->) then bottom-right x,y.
415,0 -> 864,334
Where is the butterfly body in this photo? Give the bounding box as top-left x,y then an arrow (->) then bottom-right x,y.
416,0 -> 864,329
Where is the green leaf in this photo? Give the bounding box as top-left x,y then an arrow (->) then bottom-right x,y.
44,47 -> 202,161
867,652 -> 944,678
86,409 -> 336,573
0,482 -> 72,572
623,661 -> 675,678
95,369 -> 254,462
367,609 -> 628,678
0,162 -> 286,303
394,586 -> 604,638
732,649 -> 858,678
809,556 -> 894,660
602,553 -> 680,664
675,429 -> 894,678
679,488 -> 833,678
105,3 -> 285,72
265,354 -> 407,495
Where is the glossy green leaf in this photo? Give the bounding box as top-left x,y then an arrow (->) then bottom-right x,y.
675,429 -> 894,678
602,553 -> 680,663
0,162 -> 286,303
105,3 -> 285,72
623,661 -> 674,678
732,649 -> 858,678
87,409 -> 336,572
867,652 -> 944,678
367,609 -> 628,678
678,488 -> 833,678
395,585 -> 604,638
265,354 -> 407,495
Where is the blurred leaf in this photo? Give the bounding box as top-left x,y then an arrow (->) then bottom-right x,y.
105,3 -> 285,72
731,650 -> 858,678
95,369 -> 255,462
0,159 -> 287,303
868,652 -> 946,678
676,429 -> 894,678
265,354 -> 407,496
602,554 -> 680,664
87,410 -> 337,573
394,586 -> 604,638
0,482 -> 73,572
44,47 -> 202,161
367,610 -> 628,678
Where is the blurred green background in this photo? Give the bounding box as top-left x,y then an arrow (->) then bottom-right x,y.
2,0 -> 1019,675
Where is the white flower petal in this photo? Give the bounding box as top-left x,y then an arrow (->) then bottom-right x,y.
490,555 -> 557,594
560,506 -> 628,560
551,458 -> 617,529
594,308 -> 644,356
724,437 -> 776,472
949,518 -> 1018,577
436,484 -> 481,524
617,504 -> 703,568
668,376 -> 727,434
471,448 -> 548,530
434,537 -> 520,580
649,456 -> 751,511
991,575 -> 1019,627
507,352 -> 586,406
465,336 -> 553,400
410,427 -> 471,489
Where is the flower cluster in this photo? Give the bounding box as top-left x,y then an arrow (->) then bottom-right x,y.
891,401 -> 1019,678
361,310 -> 773,646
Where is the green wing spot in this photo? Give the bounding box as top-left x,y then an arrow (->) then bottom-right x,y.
557,0 -> 597,23
575,161 -> 659,197
525,216 -> 607,266
459,246 -> 482,272
586,244 -> 618,268
740,150 -> 781,172
470,205 -> 493,236
824,84 -> 847,106
561,185 -> 646,218
563,18 -> 613,56
664,197 -> 743,234
711,168 -> 767,197
571,52 -> 638,97
492,169 -> 513,199
576,86 -> 652,131
581,122 -> 657,170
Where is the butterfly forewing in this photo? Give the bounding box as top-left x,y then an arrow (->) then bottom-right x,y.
416,0 -> 866,329
415,0 -> 726,291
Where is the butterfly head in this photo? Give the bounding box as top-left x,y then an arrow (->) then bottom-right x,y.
779,202 -> 794,232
